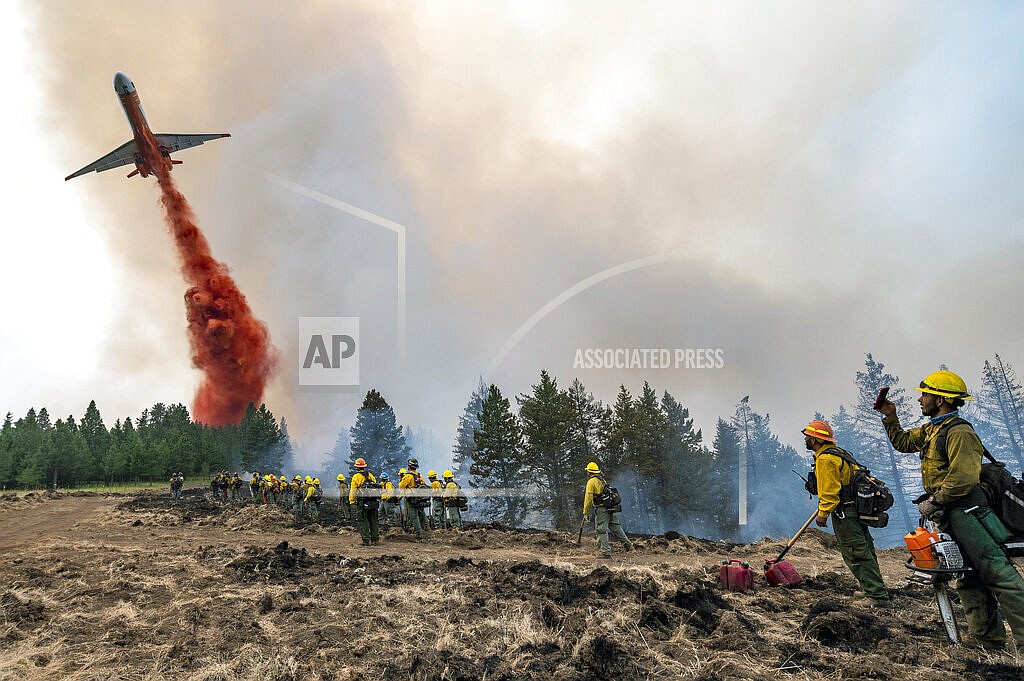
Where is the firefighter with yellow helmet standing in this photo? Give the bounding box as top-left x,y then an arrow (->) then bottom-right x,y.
349,458 -> 381,545
583,461 -> 632,559
428,470 -> 444,529
337,473 -> 351,521
441,469 -> 464,529
803,419 -> 889,607
879,370 -> 1024,650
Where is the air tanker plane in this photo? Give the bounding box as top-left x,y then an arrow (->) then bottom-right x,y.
65,72 -> 230,181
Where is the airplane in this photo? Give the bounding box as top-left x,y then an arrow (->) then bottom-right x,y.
65,72 -> 230,181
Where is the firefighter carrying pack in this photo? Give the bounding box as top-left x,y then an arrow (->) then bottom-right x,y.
936,417 -> 1024,544
595,477 -> 623,514
804,447 -> 893,527
358,477 -> 381,511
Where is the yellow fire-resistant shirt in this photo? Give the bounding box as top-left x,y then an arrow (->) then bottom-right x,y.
442,480 -> 460,503
381,480 -> 395,501
349,471 -> 377,506
583,475 -> 605,516
883,414 -> 983,506
813,444 -> 856,518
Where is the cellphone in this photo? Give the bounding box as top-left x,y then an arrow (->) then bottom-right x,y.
872,386 -> 890,411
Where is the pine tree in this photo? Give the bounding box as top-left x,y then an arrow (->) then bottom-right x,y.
603,385 -> 635,475
661,391 -> 710,535
975,355 -> 1024,471
79,400 -> 108,481
847,354 -> 918,543
452,378 -> 487,481
518,370 -> 575,528
13,408 -> 45,488
708,418 -> 741,538
564,378 -> 611,526
348,389 -> 409,476
240,402 -> 284,473
278,417 -> 297,473
320,426 -> 352,479
0,413 -> 14,488
470,384 -> 526,525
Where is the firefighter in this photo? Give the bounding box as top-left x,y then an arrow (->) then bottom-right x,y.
379,473 -> 399,525
583,461 -> 632,559
249,472 -> 260,500
428,470 -> 444,529
397,467 -> 409,529
879,370 -> 1024,650
441,470 -> 464,529
803,419 -> 889,607
337,473 -> 351,521
304,477 -> 323,516
349,458 -> 380,545
401,458 -> 430,539
290,475 -> 303,511
169,472 -> 184,500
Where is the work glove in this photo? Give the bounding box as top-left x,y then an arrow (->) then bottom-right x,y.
814,514 -> 829,527
917,498 -> 944,522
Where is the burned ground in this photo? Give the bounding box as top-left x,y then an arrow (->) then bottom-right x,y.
1,490 -> 1022,680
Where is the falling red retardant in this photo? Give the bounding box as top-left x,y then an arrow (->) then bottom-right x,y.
139,130 -> 278,425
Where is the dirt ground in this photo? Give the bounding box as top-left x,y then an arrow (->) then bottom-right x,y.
1,489 -> 1023,680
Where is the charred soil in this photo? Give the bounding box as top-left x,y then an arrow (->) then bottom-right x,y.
1,489 -> 1022,680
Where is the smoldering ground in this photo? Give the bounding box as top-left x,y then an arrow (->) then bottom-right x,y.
3,490 -> 1024,680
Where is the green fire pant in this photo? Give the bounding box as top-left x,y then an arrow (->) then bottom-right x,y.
446,505 -> 463,529
947,506 -> 1024,647
408,505 -> 429,538
831,509 -> 887,600
432,500 -> 445,528
357,505 -> 380,544
595,507 -> 632,557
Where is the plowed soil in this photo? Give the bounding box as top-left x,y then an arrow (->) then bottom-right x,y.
1,489 -> 1022,680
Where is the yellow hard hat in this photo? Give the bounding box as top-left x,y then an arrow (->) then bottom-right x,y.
443,469 -> 453,479
336,473 -> 345,481
399,468 -> 407,476
586,462 -> 600,474
427,469 -> 437,478
304,475 -> 313,484
916,370 -> 974,401
313,478 -> 320,485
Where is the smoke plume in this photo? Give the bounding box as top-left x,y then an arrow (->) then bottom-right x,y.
140,129 -> 278,425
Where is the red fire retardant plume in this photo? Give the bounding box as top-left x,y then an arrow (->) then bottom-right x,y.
140,131 -> 278,425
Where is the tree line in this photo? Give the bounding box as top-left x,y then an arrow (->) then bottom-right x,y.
0,400 -> 293,489
5,352 -> 1021,547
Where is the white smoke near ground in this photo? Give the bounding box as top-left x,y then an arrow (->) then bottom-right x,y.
20,2 -> 1024,478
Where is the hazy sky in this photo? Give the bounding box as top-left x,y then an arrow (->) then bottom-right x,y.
2,1 -> 1022,466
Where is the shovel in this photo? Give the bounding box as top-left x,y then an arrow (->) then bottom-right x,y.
573,517 -> 586,545
764,510 -> 818,586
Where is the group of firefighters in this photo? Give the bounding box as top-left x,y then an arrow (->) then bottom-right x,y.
807,369 -> 1024,652
345,456 -> 468,545
176,458 -> 469,537
169,368 -> 1024,651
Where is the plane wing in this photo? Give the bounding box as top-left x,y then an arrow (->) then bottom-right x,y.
153,132 -> 231,153
64,139 -> 139,181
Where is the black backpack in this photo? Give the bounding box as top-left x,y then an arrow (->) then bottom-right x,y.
936,417 -> 1024,537
358,476 -> 382,511
596,477 -> 623,514
806,447 -> 893,527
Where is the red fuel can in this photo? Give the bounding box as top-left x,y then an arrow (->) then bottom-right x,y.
764,559 -> 803,586
719,559 -> 754,592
